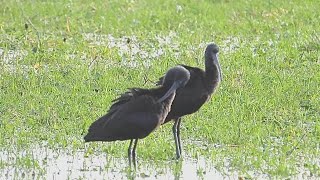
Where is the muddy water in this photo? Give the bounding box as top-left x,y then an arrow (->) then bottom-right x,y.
0,145 -> 226,179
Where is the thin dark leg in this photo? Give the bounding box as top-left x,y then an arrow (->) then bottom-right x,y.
173,118 -> 182,159
176,118 -> 182,156
128,139 -> 134,166
132,139 -> 138,168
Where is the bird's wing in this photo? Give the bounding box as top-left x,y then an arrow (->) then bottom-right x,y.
104,110 -> 160,140
155,76 -> 164,86
108,88 -> 150,113
85,94 -> 161,141
84,88 -> 151,141
179,64 -> 203,74
155,64 -> 190,86
84,110 -> 115,141
156,64 -> 203,86
179,64 -> 195,70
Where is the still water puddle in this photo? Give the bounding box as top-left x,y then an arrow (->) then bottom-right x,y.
0,145 -> 228,179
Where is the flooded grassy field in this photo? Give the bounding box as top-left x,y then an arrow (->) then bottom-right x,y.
1,144 -> 227,179
1,0 -> 320,179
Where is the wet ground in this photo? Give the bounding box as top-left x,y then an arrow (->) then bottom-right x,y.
0,145 -> 228,179
1,33 -> 319,179
2,143 -> 317,179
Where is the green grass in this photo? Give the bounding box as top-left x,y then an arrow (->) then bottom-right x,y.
1,0 -> 319,178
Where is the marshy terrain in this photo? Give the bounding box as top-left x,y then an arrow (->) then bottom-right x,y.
1,0 -> 319,179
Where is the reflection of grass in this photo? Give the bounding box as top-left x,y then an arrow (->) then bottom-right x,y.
0,151 -> 45,179
1,0 -> 319,178
16,155 -> 41,170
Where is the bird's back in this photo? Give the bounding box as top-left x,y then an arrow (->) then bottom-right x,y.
84,88 -> 173,142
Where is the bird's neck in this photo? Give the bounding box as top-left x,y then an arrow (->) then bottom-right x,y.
205,60 -> 222,93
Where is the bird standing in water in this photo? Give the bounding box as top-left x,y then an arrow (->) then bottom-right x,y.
157,43 -> 222,159
84,66 -> 190,167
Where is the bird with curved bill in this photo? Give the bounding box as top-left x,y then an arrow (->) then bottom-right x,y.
157,43 -> 222,159
84,66 -> 190,167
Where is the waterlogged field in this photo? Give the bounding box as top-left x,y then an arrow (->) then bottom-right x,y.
1,0 -> 319,179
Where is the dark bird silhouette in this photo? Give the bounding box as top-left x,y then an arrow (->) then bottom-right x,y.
157,43 -> 222,159
84,66 -> 190,167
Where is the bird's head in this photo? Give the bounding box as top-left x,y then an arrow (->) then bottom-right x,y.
158,66 -> 190,103
162,65 -> 190,88
205,43 -> 219,62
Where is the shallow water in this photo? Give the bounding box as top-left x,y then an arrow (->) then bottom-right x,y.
0,145 -> 228,180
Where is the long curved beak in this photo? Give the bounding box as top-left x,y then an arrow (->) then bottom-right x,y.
157,82 -> 179,103
217,63 -> 222,81
213,54 -> 223,81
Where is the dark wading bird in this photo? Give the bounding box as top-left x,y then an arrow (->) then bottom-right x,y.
157,43 -> 222,159
84,66 -> 190,167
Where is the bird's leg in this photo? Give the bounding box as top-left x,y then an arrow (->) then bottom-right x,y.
128,139 -> 134,167
176,117 -> 182,156
173,118 -> 182,159
132,139 -> 138,169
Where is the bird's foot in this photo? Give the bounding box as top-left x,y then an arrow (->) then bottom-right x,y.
172,155 -> 182,161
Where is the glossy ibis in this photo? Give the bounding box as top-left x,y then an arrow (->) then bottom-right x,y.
84,66 -> 190,167
157,43 -> 222,159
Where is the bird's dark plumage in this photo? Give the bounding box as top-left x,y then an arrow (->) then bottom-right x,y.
84,65 -> 190,167
156,43 -> 222,159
